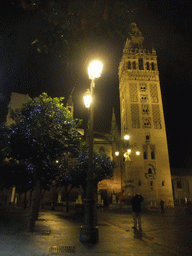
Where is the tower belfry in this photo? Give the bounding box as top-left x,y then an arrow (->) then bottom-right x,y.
119,23 -> 173,207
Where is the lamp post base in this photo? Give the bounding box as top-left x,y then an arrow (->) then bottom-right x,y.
80,226 -> 99,243
80,197 -> 98,243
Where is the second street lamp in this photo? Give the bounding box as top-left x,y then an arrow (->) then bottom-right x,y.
80,60 -> 103,244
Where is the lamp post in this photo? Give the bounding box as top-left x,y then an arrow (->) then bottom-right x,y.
115,134 -> 140,200
80,60 -> 103,244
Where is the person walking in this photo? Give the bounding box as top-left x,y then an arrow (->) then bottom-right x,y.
131,193 -> 144,230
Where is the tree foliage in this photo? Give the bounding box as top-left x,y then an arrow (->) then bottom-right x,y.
0,125 -> 11,163
6,92 -> 81,188
71,143 -> 114,192
4,0 -> 138,62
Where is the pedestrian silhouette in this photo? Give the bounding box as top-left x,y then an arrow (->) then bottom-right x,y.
131,193 -> 144,230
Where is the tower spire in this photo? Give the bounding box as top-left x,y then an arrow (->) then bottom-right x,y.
110,107 -> 119,141
125,22 -> 144,50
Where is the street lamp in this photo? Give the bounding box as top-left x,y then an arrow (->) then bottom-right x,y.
80,60 -> 103,244
83,89 -> 92,108
124,134 -> 130,141
115,135 -> 140,195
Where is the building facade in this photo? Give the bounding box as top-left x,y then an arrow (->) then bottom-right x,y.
171,169 -> 192,206
118,23 -> 174,207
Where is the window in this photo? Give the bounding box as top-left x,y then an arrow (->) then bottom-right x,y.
177,181 -> 182,189
151,62 -> 155,70
150,145 -> 155,159
148,168 -> 152,174
139,180 -> 141,186
146,62 -> 150,70
146,135 -> 150,142
151,151 -> 155,159
162,181 -> 165,186
133,61 -> 136,69
143,118 -> 151,128
140,84 -> 147,92
139,58 -> 144,70
140,96 -> 148,103
150,181 -> 153,186
127,61 -> 131,69
142,104 -> 149,115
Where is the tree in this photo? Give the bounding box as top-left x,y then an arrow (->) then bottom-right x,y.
7,92 -> 82,231
50,142 -> 114,212
72,143 -> 114,195
0,125 -> 11,163
53,155 -> 77,213
2,1 -> 138,61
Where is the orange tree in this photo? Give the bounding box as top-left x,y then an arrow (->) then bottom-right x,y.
6,92 -> 81,231
52,143 -> 115,212
71,143 -> 114,196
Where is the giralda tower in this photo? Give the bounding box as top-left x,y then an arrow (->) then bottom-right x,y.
119,23 -> 173,207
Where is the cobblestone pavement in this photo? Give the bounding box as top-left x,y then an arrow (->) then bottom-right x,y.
0,206 -> 191,255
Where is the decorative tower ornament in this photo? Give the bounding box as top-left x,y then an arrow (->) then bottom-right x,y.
119,23 -> 174,207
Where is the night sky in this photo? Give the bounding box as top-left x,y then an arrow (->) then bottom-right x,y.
0,1 -> 192,169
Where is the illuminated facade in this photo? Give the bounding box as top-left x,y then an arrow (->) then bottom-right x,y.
118,23 -> 174,207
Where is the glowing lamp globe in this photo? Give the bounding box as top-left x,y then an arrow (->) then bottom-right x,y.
127,149 -> 131,154
124,134 -> 130,141
83,89 -> 92,108
88,60 -> 103,79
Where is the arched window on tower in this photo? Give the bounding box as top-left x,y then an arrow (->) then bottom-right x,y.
140,95 -> 148,103
133,61 -> 136,69
139,58 -> 144,70
150,145 -> 156,159
146,135 -> 150,142
151,62 -> 155,70
142,104 -> 149,115
151,151 -> 155,159
142,118 -> 151,128
146,62 -> 150,70
127,61 -> 131,69
143,144 -> 148,159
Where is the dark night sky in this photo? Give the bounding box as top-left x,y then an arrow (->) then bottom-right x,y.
0,1 -> 192,169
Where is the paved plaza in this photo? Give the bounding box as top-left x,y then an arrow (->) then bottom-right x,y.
0,206 -> 191,256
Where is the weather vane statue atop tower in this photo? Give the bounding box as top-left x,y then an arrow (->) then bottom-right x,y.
125,22 -> 144,50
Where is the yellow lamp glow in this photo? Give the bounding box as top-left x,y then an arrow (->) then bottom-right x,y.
83,89 -> 92,108
88,60 -> 103,79
127,149 -> 131,154
136,151 -> 140,156
115,151 -> 119,156
124,134 -> 130,141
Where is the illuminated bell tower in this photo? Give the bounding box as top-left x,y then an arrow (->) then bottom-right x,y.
119,23 -> 174,207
